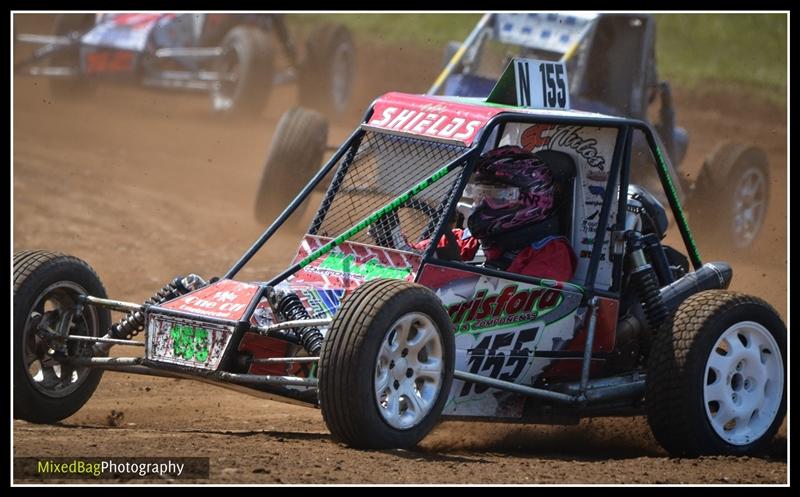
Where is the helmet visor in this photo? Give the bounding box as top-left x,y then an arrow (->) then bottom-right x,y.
466,182 -> 520,209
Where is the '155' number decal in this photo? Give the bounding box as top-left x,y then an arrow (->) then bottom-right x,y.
538,63 -> 567,109
459,326 -> 540,397
171,325 -> 209,362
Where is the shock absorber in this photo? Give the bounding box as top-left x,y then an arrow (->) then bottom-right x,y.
627,236 -> 668,332
110,274 -> 206,340
276,292 -> 323,356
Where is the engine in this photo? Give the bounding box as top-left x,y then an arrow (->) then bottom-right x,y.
608,184 -> 730,373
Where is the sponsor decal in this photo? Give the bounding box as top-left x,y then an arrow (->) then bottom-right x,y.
582,220 -> 598,234
212,291 -> 237,302
521,124 -> 606,170
300,288 -> 345,318
447,285 -> 562,333
582,208 -> 600,234
579,250 -> 606,261
317,252 -> 412,280
588,185 -> 605,198
367,92 -> 502,145
581,237 -> 594,245
587,170 -> 609,182
161,280 -> 258,321
292,236 -> 420,289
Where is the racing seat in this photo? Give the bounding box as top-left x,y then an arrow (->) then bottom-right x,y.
533,150 -> 577,241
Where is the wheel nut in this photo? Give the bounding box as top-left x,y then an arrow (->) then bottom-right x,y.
393,380 -> 400,390
401,348 -> 408,357
736,362 -> 743,371
406,368 -> 413,378
389,361 -> 395,369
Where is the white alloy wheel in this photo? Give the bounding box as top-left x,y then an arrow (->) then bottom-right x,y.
374,312 -> 444,430
703,321 -> 784,445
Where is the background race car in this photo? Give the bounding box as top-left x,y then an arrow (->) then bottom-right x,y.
15,13 -> 356,118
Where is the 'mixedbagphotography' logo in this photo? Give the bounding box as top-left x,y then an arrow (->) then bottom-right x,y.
14,457 -> 209,480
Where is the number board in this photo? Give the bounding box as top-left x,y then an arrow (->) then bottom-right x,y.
146,315 -> 235,371
514,59 -> 570,110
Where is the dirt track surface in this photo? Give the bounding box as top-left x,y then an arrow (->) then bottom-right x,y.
13,15 -> 787,484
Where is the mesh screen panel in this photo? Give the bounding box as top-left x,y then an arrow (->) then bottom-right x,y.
309,131 -> 469,254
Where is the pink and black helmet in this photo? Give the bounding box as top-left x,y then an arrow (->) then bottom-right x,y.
467,146 -> 556,244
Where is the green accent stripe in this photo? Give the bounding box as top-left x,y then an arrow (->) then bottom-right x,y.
298,164 -> 454,269
653,145 -> 702,265
538,278 -> 584,294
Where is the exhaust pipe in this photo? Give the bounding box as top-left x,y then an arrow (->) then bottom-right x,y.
660,262 -> 732,314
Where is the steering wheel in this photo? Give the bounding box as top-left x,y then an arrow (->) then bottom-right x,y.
368,198 -> 462,261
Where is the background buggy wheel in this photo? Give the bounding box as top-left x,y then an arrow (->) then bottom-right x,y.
298,23 -> 355,120
14,250 -> 111,423
688,143 -> 770,252
210,26 -> 274,117
253,106 -> 328,226
318,279 -> 455,449
645,290 -> 786,457
49,14 -> 97,100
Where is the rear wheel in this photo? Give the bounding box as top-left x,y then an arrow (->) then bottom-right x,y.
14,250 -> 111,423
253,106 -> 328,226
318,279 -> 455,449
298,23 -> 355,119
49,14 -> 97,100
646,290 -> 786,456
688,143 -> 769,252
210,26 -> 274,117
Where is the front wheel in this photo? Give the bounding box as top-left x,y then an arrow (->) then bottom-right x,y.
318,279 -> 455,449
645,290 -> 786,456
14,250 -> 111,423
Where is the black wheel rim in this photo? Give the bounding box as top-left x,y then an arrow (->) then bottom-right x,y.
22,281 -> 99,398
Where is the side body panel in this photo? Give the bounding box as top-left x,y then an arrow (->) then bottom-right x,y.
418,263 -> 617,418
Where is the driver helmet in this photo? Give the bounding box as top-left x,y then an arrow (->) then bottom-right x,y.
466,145 -> 556,246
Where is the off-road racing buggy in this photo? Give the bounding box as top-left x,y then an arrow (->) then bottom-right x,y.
14,13 -> 355,117
14,59 -> 785,456
255,13 -> 769,252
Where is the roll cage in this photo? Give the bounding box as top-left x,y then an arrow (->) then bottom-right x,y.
226,98 -> 702,313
